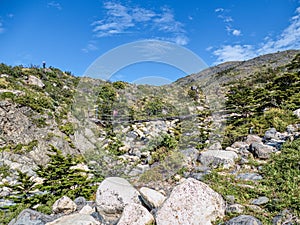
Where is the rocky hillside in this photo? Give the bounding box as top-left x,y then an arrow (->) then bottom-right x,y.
0,49 -> 300,224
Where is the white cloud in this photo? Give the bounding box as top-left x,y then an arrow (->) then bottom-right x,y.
213,45 -> 255,64
212,6 -> 300,64
47,1 -> 62,10
82,41 -> 98,53
232,29 -> 241,36
92,1 -> 188,45
215,8 -> 241,37
215,8 -> 224,13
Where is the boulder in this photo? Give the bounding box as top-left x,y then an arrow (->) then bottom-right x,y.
245,135 -> 262,145
156,178 -> 225,225
198,150 -> 238,169
117,203 -> 154,225
96,177 -> 141,222
249,142 -> 274,159
225,215 -> 262,225
264,128 -> 278,140
45,214 -> 100,225
8,209 -> 53,225
139,187 -> 166,209
52,196 -> 77,215
27,75 -> 45,88
79,205 -> 94,214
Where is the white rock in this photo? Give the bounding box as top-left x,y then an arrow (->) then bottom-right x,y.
117,203 -> 154,225
79,205 -> 94,214
293,108 -> 300,118
156,178 -> 225,225
52,196 -> 77,215
27,75 -> 45,88
198,150 -> 238,169
139,187 -> 166,209
96,177 -> 141,222
46,214 -> 100,225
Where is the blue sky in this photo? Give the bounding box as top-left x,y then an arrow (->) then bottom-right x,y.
0,0 -> 300,83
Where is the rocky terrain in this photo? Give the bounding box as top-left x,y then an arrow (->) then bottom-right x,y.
0,49 -> 299,224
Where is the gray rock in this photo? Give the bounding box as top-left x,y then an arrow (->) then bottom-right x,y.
286,125 -> 296,134
96,177 -> 141,222
251,196 -> 269,205
226,204 -> 245,214
225,215 -> 262,225
198,150 -> 238,169
264,128 -> 278,140
139,187 -> 166,209
45,214 -> 100,225
8,209 -> 53,225
52,196 -> 77,215
79,205 -> 94,214
249,142 -> 274,159
236,173 -> 263,181
273,209 -> 300,225
225,195 -> 235,204
117,203 -> 154,225
156,178 -> 225,225
245,135 -> 262,145
74,196 -> 87,211
293,108 -> 300,118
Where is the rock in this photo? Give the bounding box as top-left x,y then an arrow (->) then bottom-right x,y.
225,195 -> 235,204
74,197 -> 87,211
251,196 -> 269,205
79,205 -> 94,214
231,141 -> 248,149
156,178 -> 225,225
236,173 -> 263,181
96,177 -> 141,222
139,187 -> 166,209
27,75 -> 45,88
45,214 -> 100,225
208,142 -> 222,150
264,128 -> 278,140
249,142 -> 275,159
226,204 -> 245,214
293,108 -> 300,118
52,196 -> 77,215
273,209 -> 300,225
286,124 -> 296,134
225,215 -> 262,225
198,150 -> 238,169
245,135 -> 262,145
8,209 -> 53,225
117,203 -> 154,225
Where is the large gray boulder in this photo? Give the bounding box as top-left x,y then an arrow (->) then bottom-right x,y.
156,178 -> 225,225
249,142 -> 275,159
45,214 -> 100,225
8,209 -> 53,225
96,177 -> 141,222
198,150 -> 238,169
225,215 -> 262,225
117,203 -> 154,225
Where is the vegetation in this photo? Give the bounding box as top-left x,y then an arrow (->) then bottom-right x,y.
223,61 -> 300,146
205,138 -> 300,224
1,145 -> 102,223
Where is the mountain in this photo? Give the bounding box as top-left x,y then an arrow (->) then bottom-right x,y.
0,50 -> 299,224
